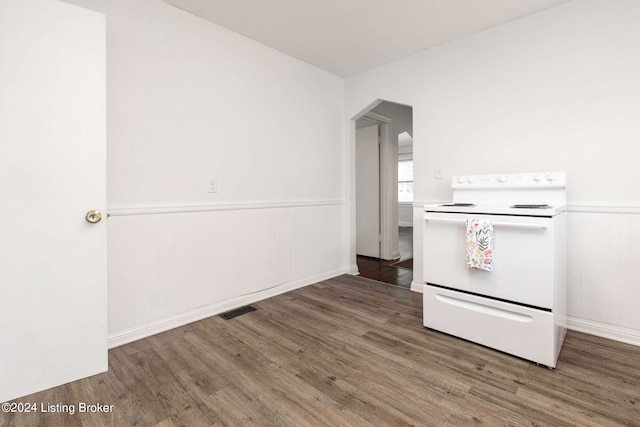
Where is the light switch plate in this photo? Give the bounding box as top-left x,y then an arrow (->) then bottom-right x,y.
208,178 -> 218,193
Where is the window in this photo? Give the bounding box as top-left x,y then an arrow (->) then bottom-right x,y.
398,159 -> 413,202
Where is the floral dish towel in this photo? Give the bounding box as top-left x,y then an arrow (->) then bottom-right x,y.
465,219 -> 494,271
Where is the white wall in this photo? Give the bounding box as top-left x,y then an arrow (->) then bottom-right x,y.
59,0 -> 104,13
398,203 -> 413,227
108,0 -> 344,207
346,0 -> 640,345
106,0 -> 348,344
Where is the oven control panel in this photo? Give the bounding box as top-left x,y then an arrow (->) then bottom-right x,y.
452,171 -> 566,189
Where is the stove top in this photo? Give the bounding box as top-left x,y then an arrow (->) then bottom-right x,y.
511,204 -> 550,209
426,171 -> 567,216
425,203 -> 565,217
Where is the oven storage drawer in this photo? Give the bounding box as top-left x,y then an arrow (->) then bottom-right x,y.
423,212 -> 563,309
423,285 -> 564,367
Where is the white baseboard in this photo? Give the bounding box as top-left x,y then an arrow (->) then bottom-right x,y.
410,280 -> 424,293
567,316 -> 640,347
398,222 -> 413,227
347,264 -> 360,275
107,267 -> 351,349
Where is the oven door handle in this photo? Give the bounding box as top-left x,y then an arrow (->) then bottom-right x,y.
425,217 -> 548,230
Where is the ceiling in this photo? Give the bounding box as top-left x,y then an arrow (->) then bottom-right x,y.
161,0 -> 569,77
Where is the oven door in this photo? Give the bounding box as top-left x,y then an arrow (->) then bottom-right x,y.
423,211 -> 558,309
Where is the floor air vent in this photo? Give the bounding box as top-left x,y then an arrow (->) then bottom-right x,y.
220,305 -> 256,320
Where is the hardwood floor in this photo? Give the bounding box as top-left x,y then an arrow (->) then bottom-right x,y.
3,274 -> 640,426
357,227 -> 413,288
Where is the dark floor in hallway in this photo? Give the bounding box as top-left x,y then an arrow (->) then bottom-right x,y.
357,227 -> 413,288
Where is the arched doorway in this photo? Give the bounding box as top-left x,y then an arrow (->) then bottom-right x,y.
352,99 -> 413,287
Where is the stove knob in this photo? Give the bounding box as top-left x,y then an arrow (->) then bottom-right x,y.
467,177 -> 475,184
546,173 -> 556,182
497,175 -> 507,183
457,176 -> 466,184
533,174 -> 543,183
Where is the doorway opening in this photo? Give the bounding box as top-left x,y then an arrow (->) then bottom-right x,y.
353,100 -> 413,287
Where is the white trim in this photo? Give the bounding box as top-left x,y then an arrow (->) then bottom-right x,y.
362,112 -> 395,260
567,316 -> 640,347
410,280 -> 424,293
363,110 -> 391,125
399,221 -> 413,227
107,267 -> 351,349
347,264 -> 360,275
108,200 -> 344,217
358,111 -> 398,261
567,204 -> 640,214
379,118 -> 397,261
350,99 -> 384,121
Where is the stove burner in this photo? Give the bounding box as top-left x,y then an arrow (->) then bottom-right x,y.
440,203 -> 476,207
511,204 -> 551,209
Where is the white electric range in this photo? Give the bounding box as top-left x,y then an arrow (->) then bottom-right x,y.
423,171 -> 567,368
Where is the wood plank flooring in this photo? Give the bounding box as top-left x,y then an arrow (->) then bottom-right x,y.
3,274 -> 640,426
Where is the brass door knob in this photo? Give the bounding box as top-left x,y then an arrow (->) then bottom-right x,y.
85,210 -> 102,224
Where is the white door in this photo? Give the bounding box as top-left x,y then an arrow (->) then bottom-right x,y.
0,0 -> 107,402
356,125 -> 380,257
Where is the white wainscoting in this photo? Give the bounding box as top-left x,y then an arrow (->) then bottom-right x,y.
107,201 -> 348,348
398,202 -> 413,227
414,202 -> 640,346
566,205 -> 640,346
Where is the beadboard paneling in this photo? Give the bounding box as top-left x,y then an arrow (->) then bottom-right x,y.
107,202 -> 347,347
398,202 -> 413,227
567,210 -> 640,345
